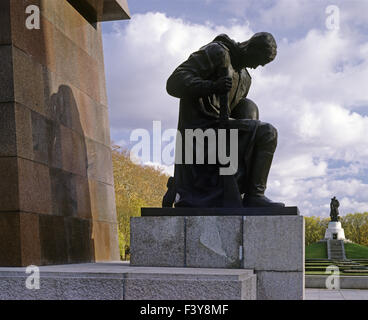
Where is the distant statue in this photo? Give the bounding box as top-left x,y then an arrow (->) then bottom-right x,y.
330,197 -> 340,222
162,33 -> 285,208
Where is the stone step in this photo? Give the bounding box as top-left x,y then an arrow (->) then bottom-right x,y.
0,263 -> 257,300
327,239 -> 346,260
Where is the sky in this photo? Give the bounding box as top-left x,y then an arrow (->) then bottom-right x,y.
101,0 -> 368,217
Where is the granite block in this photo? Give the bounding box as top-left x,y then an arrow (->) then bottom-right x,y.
0,213 -> 21,266
74,89 -> 110,145
0,45 -> 14,102
0,158 -> 19,212
130,217 -> 185,267
186,216 -> 242,268
86,138 -> 114,185
60,125 -> 88,176
14,103 -> 34,160
75,175 -> 92,220
31,111 -> 50,165
49,167 -> 78,217
0,103 -> 16,156
54,277 -> 124,300
98,61 -> 108,106
124,268 -> 256,300
90,221 -> 120,262
109,223 -> 120,261
53,26 -> 79,88
10,0 -> 55,70
44,75 -> 73,127
65,217 -> 93,263
0,264 -> 255,300
18,158 -> 52,215
19,213 -> 41,266
89,179 -> 117,222
12,46 -> 45,115
77,45 -> 100,102
0,0 -> 11,45
39,215 -> 68,265
243,216 -> 304,272
0,275 -> 124,300
92,220 -> 112,261
256,271 -> 305,300
47,120 -> 63,169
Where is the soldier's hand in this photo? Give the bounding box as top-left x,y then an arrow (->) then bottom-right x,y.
213,76 -> 232,94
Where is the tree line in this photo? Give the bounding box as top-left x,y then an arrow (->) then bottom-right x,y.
112,147 -> 169,260
305,213 -> 368,246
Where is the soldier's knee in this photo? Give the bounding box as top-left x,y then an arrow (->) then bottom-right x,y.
257,122 -> 278,150
260,122 -> 277,138
267,123 -> 278,140
231,98 -> 259,120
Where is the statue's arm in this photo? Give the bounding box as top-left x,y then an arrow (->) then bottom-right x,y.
166,43 -> 227,99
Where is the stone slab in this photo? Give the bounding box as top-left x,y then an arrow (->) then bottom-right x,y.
67,0 -> 130,23
0,263 -> 255,300
0,275 -> 124,300
124,273 -> 256,300
256,271 -> 305,300
305,288 -> 368,300
186,216 -> 242,268
142,207 -> 299,216
102,0 -> 131,21
243,216 -> 304,272
130,217 -> 185,267
306,275 -> 368,289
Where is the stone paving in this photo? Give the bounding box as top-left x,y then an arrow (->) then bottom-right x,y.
305,289 -> 368,300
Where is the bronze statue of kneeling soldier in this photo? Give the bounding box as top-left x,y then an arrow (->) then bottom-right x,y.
163,32 -> 285,208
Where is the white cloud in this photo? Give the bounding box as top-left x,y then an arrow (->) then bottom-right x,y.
144,161 -> 174,176
103,10 -> 368,216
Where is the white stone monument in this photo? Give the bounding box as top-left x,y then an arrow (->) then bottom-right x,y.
324,221 -> 346,240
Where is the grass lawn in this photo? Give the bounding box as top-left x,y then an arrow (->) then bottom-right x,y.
306,241 -> 368,259
305,242 -> 327,259
345,242 -> 368,259
305,242 -> 368,275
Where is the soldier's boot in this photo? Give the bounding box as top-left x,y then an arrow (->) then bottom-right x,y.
162,177 -> 176,207
243,151 -> 285,208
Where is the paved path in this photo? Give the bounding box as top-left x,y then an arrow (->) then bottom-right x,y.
305,289 -> 368,300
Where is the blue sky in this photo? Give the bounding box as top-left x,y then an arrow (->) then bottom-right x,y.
101,0 -> 368,217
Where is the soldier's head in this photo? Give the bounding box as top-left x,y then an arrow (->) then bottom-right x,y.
239,32 -> 277,69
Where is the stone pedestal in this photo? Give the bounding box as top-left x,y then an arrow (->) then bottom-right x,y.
130,208 -> 305,300
324,222 -> 345,240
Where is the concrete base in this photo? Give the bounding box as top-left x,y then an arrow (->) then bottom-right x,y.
324,222 -> 346,240
130,214 -> 305,300
0,262 -> 256,300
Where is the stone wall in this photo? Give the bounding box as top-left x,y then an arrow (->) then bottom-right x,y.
0,0 -> 129,266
